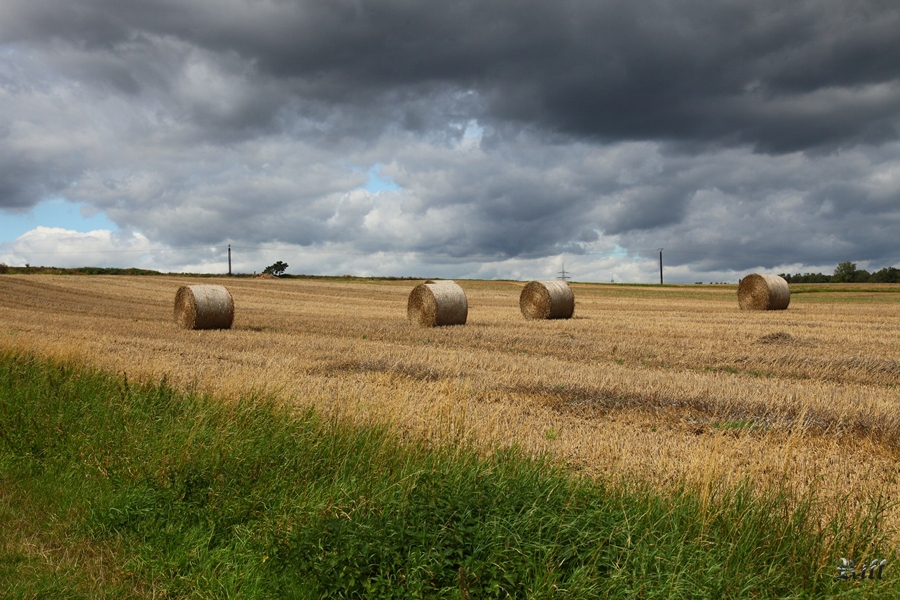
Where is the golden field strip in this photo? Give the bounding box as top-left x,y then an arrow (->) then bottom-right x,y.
2,275 -> 899,530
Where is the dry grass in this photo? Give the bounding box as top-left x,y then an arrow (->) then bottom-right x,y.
2,275 -> 899,531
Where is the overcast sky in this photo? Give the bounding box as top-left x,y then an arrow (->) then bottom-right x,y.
2,0 -> 899,282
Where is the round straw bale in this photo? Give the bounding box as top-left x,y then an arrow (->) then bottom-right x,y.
737,274 -> 790,310
174,284 -> 235,329
407,280 -> 468,327
519,280 -> 575,320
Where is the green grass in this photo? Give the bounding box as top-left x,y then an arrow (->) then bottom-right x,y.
790,284 -> 900,295
0,351 -> 896,598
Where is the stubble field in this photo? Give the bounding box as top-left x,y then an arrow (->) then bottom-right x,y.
2,274 -> 899,534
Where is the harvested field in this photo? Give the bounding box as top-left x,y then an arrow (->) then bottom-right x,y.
2,275 -> 900,532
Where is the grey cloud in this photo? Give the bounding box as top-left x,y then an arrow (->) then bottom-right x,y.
0,112 -> 88,210
599,186 -> 693,235
2,0 -> 899,280
0,156 -> 62,210
616,147 -> 900,272
5,0 -> 900,150
70,140 -> 368,247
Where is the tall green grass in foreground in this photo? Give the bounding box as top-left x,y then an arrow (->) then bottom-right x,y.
0,351 -> 894,598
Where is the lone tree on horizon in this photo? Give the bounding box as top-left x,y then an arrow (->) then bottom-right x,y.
263,261 -> 288,277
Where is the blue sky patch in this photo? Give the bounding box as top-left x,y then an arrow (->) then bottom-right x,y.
362,164 -> 401,193
0,198 -> 118,244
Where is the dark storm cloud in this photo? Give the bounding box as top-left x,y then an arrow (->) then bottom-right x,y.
5,0 -> 900,151
0,156 -> 62,210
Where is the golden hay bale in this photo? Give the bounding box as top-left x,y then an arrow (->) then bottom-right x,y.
407,280 -> 468,327
737,274 -> 790,310
174,285 -> 235,330
519,280 -> 575,320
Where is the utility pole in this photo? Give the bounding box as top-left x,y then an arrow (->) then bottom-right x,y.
228,244 -> 232,276
658,249 -> 663,285
558,262 -> 571,281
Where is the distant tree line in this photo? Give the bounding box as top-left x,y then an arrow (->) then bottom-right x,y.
780,262 -> 900,283
0,264 -> 163,276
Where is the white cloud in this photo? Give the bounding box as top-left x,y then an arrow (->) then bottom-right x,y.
0,227 -> 154,268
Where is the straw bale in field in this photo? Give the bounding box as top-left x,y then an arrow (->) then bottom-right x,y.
407,280 -> 468,327
737,274 -> 790,310
174,285 -> 235,329
519,280 -> 575,320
